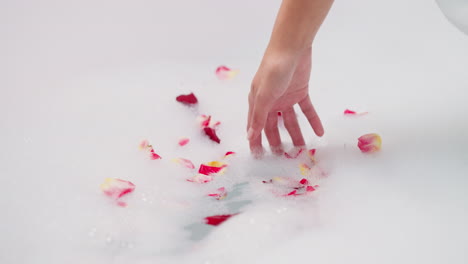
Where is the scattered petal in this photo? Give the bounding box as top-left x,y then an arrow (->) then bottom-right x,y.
197,115 -> 221,129
344,109 -> 368,116
307,149 -> 316,163
285,190 -> 297,196
176,93 -> 198,105
299,178 -> 309,185
117,201 -> 128,207
197,115 -> 211,128
284,148 -> 304,159
204,127 -> 221,144
358,133 -> 382,153
100,178 -> 136,204
199,161 -> 227,175
178,137 -> 190,146
150,151 -> 162,160
187,174 -> 214,183
172,158 -> 195,169
224,151 -> 236,159
139,140 -> 162,160
215,66 -> 239,80
139,140 -> 149,150
208,187 -> 228,200
205,214 -> 237,226
299,163 -> 311,176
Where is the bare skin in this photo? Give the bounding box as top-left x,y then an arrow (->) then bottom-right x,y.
247,0 -> 334,156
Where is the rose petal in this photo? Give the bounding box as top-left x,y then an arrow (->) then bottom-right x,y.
100,178 -> 136,200
344,109 -> 368,116
284,185 -> 318,197
215,66 -> 239,80
150,150 -> 162,160
187,174 -> 214,183
204,127 -> 221,144
284,148 -> 304,159
299,163 -> 311,176
197,115 -> 211,128
204,214 -> 237,226
199,161 -> 227,175
139,140 -> 149,150
299,178 -> 309,185
285,190 -> 297,196
178,137 -> 190,146
307,149 -> 316,163
139,141 -> 162,160
358,133 -> 382,153
176,93 -> 198,105
224,151 -> 236,159
208,187 -> 228,200
172,158 -> 195,169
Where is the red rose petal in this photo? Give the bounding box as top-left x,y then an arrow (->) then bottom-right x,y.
198,162 -> 227,175
204,214 -> 237,226
204,127 -> 221,144
299,178 -> 309,185
176,93 -> 198,105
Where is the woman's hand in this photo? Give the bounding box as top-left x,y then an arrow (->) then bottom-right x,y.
247,47 -> 324,156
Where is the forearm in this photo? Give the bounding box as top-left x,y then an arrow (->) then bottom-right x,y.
266,0 -> 334,58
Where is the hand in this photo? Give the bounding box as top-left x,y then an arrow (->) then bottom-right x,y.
247,47 -> 324,156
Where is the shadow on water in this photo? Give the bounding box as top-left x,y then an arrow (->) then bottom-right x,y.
184,182 -> 251,241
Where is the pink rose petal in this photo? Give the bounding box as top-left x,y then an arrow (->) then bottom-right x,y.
187,174 -> 214,183
344,109 -> 368,116
139,139 -> 149,150
308,149 -> 316,163
215,66 -> 239,80
176,93 -> 198,105
100,178 -> 136,206
299,163 -> 311,176
358,133 -> 382,153
150,151 -> 162,160
197,115 -> 221,129
208,187 -> 228,200
178,137 -> 190,146
205,214 -> 237,226
172,158 -> 195,169
139,140 -> 162,160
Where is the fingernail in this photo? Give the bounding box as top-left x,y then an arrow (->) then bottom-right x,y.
247,128 -> 254,140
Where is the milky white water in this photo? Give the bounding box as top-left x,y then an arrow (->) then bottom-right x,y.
1,0 -> 468,263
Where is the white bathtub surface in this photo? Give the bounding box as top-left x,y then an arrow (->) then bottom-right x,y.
1,0 -> 468,263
